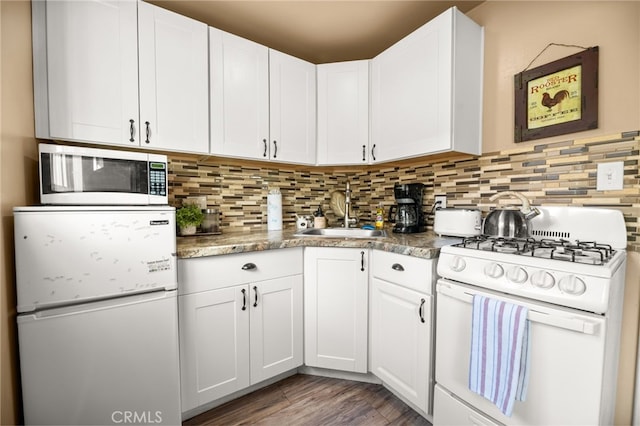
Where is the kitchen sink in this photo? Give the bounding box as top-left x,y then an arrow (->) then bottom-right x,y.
294,227 -> 388,239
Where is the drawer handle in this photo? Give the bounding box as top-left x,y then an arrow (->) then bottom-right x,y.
391,263 -> 405,272
253,286 -> 258,307
241,263 -> 256,271
419,298 -> 426,323
241,288 -> 247,311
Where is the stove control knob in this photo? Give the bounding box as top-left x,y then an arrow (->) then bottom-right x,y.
559,275 -> 587,296
484,262 -> 504,279
530,270 -> 555,289
450,256 -> 466,272
506,266 -> 528,284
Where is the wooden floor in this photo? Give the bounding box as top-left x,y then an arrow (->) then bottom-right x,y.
184,374 -> 432,426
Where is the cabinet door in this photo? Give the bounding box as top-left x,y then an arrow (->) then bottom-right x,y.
317,60 -> 369,165
33,0 -> 139,145
304,247 -> 368,373
371,278 -> 432,414
250,275 -> 303,384
138,2 -> 209,153
370,9 -> 452,163
269,49 -> 317,165
178,286 -> 250,411
210,28 -> 269,160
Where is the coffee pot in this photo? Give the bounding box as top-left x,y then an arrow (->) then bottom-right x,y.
388,183 -> 425,233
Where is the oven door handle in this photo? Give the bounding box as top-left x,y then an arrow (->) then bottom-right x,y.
436,282 -> 602,335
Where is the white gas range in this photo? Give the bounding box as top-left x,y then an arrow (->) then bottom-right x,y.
433,206 -> 627,426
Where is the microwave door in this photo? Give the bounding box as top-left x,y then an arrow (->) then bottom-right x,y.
39,143 -> 167,205
80,156 -> 147,195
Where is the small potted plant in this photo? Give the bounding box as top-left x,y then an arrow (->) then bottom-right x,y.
176,203 -> 204,236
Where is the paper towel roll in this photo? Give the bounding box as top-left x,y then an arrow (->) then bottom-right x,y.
267,190 -> 282,231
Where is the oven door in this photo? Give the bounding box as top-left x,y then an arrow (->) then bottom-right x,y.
434,278 -> 612,426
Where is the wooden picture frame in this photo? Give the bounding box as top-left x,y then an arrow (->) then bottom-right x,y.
514,46 -> 598,142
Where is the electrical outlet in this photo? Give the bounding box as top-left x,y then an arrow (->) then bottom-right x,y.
435,195 -> 447,209
596,162 -> 624,191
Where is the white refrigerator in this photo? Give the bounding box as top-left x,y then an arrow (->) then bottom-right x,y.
14,206 -> 181,425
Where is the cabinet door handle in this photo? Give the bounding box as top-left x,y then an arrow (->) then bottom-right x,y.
419,298 -> 426,323
144,121 -> 150,144
263,139 -> 268,157
362,145 -> 366,162
273,140 -> 277,158
391,263 -> 405,272
360,251 -> 365,272
241,288 -> 247,311
253,286 -> 258,307
241,263 -> 256,271
371,144 -> 376,161
129,119 -> 135,142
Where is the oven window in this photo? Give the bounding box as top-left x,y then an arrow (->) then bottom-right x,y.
41,154 -> 148,194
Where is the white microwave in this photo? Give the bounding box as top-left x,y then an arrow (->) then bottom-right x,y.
39,144 -> 168,205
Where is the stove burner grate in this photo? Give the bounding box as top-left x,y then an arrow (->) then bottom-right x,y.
456,236 -> 616,265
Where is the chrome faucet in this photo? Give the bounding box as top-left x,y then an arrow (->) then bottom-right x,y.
343,181 -> 357,228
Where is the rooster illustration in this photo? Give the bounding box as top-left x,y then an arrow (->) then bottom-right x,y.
541,90 -> 570,111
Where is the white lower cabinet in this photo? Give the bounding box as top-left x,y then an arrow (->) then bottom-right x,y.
304,247 -> 369,373
178,248 -> 303,412
370,250 -> 436,415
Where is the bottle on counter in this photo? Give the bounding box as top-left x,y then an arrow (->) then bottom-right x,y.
313,205 -> 326,229
375,203 -> 384,230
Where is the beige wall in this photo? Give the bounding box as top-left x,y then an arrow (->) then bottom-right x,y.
0,1 -> 639,425
1,0 -> 37,424
468,1 -> 640,153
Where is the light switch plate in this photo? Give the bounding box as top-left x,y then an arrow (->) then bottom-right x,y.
596,162 -> 624,191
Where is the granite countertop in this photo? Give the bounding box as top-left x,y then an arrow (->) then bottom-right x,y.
176,227 -> 463,260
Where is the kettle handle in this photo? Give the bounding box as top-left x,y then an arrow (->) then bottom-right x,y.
388,205 -> 397,223
489,191 -> 539,217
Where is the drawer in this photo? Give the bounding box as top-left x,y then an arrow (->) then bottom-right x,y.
433,384 -> 501,426
178,247 -> 303,295
371,250 -> 435,294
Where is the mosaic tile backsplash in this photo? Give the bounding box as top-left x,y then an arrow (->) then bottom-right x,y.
169,131 -> 640,247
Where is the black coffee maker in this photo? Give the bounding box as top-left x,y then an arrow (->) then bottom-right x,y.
388,183 -> 425,233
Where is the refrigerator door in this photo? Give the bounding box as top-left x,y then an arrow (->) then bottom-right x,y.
14,206 -> 176,312
18,290 -> 181,425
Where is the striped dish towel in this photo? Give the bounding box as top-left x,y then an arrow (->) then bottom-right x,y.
469,295 -> 531,417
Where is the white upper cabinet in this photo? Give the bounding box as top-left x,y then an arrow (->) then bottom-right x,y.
209,28 -> 270,160
33,0 -> 139,146
138,2 -> 209,154
210,28 -> 316,164
370,7 -> 483,163
268,49 -> 317,165
316,60 -> 370,165
33,0 -> 209,153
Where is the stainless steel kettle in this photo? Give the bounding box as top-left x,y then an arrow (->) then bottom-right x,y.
482,191 -> 540,238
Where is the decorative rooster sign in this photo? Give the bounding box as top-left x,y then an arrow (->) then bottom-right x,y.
541,90 -> 570,111
514,46 -> 598,142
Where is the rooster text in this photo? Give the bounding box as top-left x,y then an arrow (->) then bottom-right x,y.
530,73 -> 578,94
